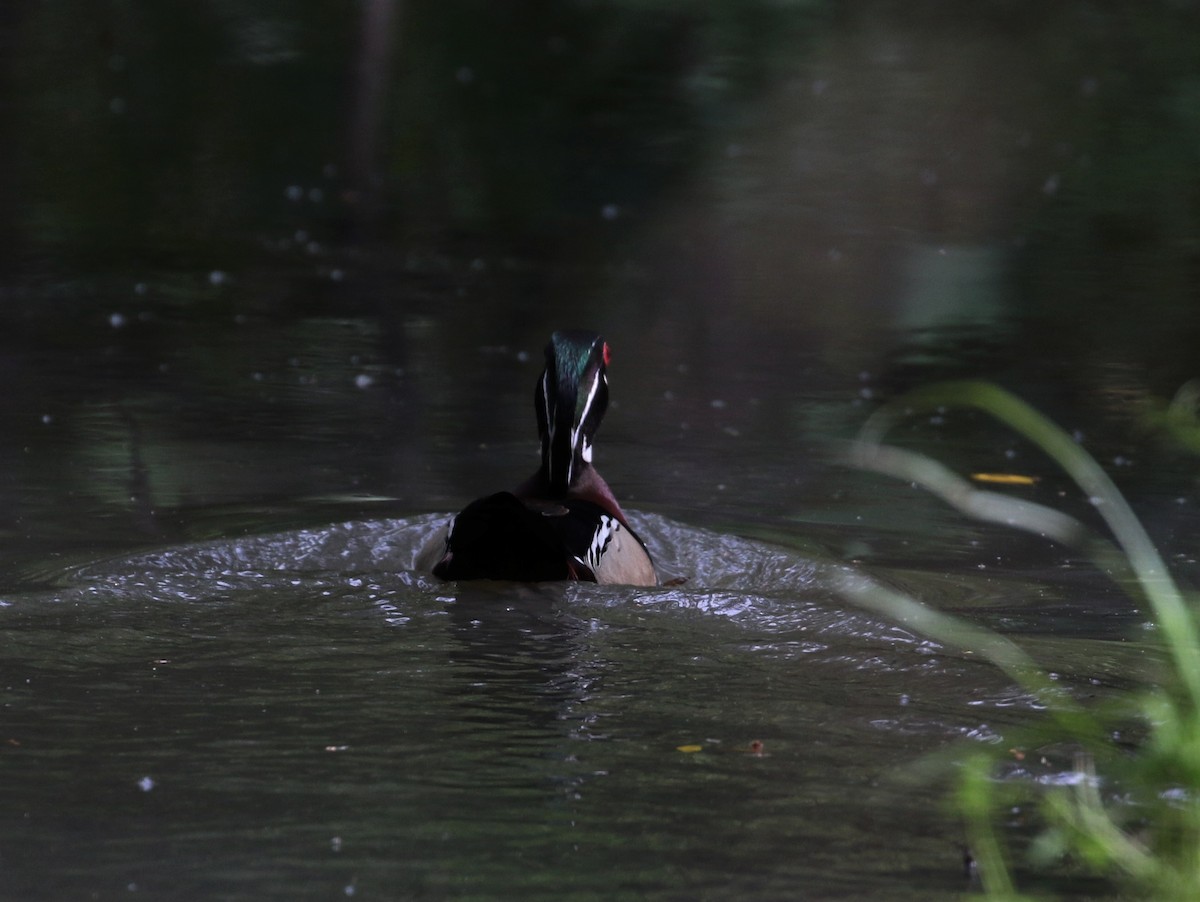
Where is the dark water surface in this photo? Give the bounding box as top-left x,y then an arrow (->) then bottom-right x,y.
5,1 -> 1200,899
0,509 -> 1108,901
1,343 -> 1189,901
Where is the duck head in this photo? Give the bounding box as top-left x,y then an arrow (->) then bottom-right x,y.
535,330 -> 610,496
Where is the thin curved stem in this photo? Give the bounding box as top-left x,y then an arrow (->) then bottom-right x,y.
859,381 -> 1200,709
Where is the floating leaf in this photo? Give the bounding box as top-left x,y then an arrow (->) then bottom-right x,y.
970,472 -> 1038,485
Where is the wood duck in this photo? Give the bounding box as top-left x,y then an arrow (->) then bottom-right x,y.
432,330 -> 657,586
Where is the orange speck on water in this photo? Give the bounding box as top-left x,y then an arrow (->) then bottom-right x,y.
971,472 -> 1038,486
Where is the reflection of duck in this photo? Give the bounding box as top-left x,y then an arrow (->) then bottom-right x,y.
433,331 -> 657,586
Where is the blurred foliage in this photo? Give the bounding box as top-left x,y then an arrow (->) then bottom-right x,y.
1135,380 -> 1200,456
3,0 -> 827,270
1013,2 -> 1200,371
9,1 -> 353,264
4,0 -> 1200,345
847,382 -> 1200,899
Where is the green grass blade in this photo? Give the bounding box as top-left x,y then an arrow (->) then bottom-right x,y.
858,380 -> 1200,709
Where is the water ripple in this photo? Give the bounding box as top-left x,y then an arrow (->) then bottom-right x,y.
0,510 -> 1074,715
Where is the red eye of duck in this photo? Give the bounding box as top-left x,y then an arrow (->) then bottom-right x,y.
602,342 -> 611,366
